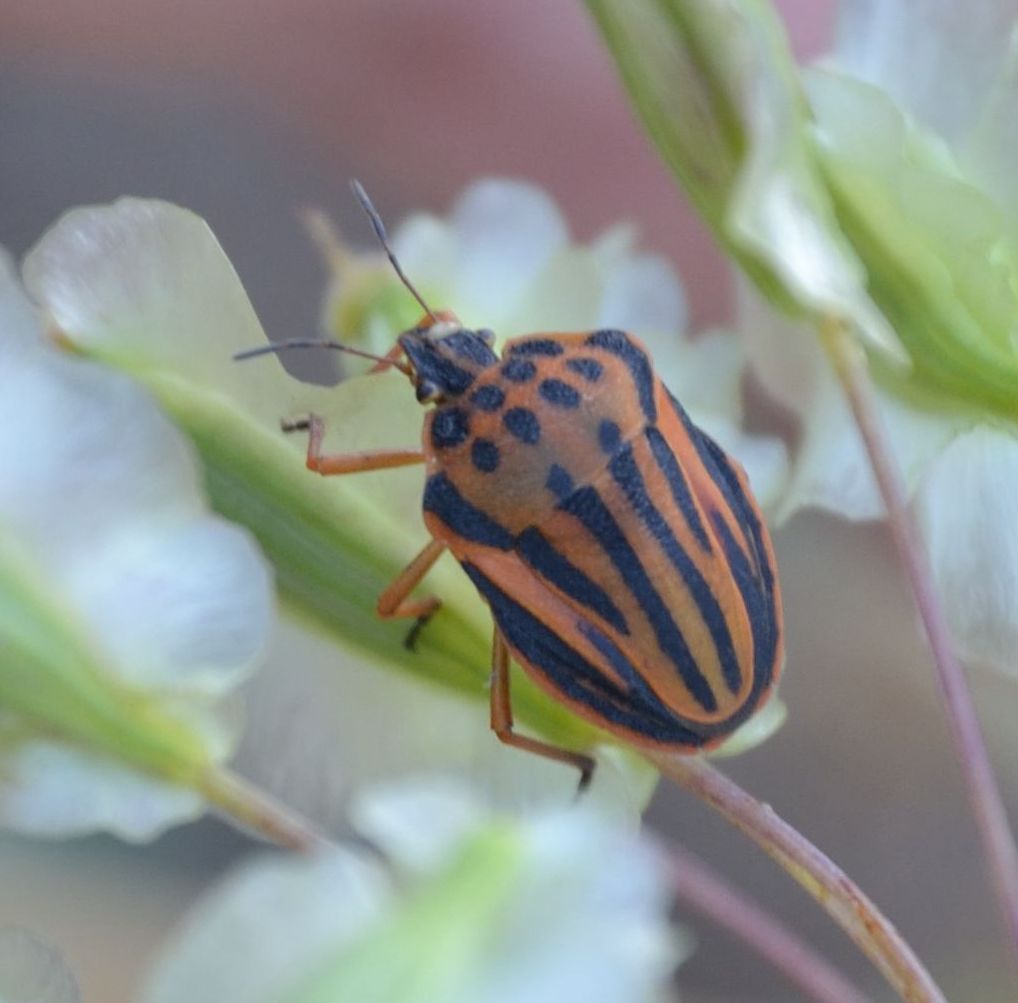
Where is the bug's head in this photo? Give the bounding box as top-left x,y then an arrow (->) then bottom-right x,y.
346,181 -> 498,403
398,312 -> 498,404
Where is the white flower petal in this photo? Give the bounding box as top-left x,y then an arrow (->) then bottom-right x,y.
778,366 -> 967,523
393,215 -> 458,293
0,253 -> 272,839
445,179 -> 569,329
834,0 -> 1018,148
664,329 -> 745,423
0,743 -> 203,842
709,695 -> 788,759
0,285 -> 272,692
506,248 -> 602,334
0,928 -> 80,1003
739,283 -> 967,521
470,808 -> 679,1003
596,251 -> 688,342
21,198 -> 292,426
916,426 -> 1018,676
142,850 -> 391,1003
347,777 -> 488,874
143,783 -> 680,1003
65,518 -> 272,693
834,1 -> 1018,215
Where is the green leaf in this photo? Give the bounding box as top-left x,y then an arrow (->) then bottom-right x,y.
585,0 -> 905,363
806,68 -> 1018,421
0,532 -> 209,783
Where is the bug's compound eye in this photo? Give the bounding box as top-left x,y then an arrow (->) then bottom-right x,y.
416,380 -> 441,404
478,328 -> 496,346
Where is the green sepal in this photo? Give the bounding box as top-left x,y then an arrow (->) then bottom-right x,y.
282,827 -> 523,1003
0,532 -> 209,783
585,0 -> 905,363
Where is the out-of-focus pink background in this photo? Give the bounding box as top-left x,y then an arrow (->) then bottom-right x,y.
2,3 -> 1016,1001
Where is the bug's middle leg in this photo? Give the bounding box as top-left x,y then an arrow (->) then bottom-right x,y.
489,628 -> 596,793
376,538 -> 447,649
282,413 -> 425,474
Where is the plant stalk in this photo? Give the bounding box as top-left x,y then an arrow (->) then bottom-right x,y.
650,752 -> 947,1003
822,319 -> 1018,968
664,840 -> 878,1003
198,766 -> 329,853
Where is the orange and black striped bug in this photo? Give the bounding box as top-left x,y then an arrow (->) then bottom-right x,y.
237,181 -> 784,790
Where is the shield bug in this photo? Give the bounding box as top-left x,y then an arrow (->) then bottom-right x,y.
237,181 -> 784,789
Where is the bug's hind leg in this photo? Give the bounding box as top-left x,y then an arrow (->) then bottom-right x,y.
489,628 -> 596,794
282,413 -> 425,474
376,538 -> 447,650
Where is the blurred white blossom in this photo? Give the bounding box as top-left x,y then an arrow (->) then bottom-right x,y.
0,255 -> 272,840
142,779 -> 684,1003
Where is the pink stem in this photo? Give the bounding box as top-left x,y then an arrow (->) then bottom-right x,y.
823,321 -> 1018,967
650,752 -> 947,1003
198,766 -> 330,853
664,840 -> 878,1003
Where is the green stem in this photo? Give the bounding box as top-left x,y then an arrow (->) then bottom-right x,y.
197,766 -> 330,853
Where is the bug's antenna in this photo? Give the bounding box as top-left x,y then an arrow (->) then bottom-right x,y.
350,179 -> 437,323
233,338 -> 412,375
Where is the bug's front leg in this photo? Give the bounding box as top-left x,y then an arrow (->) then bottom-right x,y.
284,413 -> 437,646
489,628 -> 596,793
282,413 -> 425,474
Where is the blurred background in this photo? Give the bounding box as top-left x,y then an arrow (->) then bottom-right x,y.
2,1 -> 1016,1000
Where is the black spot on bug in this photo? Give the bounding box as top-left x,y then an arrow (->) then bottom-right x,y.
430,408 -> 470,449
471,438 -> 500,473
545,468 -> 578,505
507,339 -> 564,357
566,357 -> 603,382
598,419 -> 621,454
501,358 -> 537,383
470,384 -> 505,412
586,329 -> 656,420
539,378 -> 581,409
546,464 -> 574,500
503,407 -> 541,444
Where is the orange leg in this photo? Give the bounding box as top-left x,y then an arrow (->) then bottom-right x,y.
284,413 -> 436,645
282,414 -> 424,474
489,628 -> 596,793
376,538 -> 447,649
